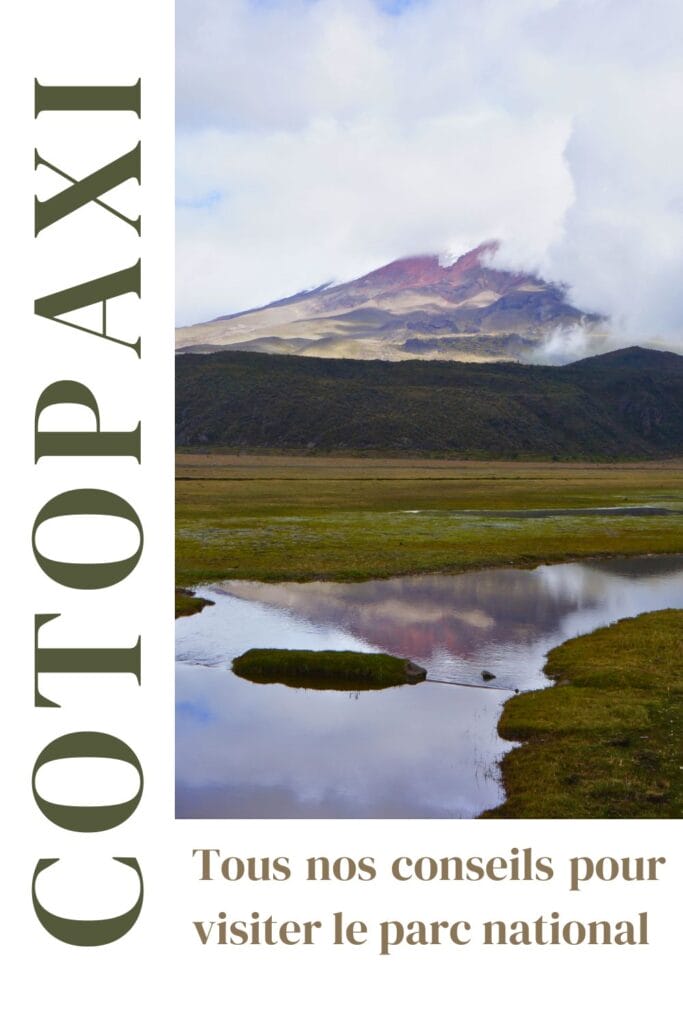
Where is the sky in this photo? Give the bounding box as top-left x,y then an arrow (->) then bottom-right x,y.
176,0 -> 683,357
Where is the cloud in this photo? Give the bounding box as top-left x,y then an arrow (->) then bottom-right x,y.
176,0 -> 683,355
177,110 -> 572,323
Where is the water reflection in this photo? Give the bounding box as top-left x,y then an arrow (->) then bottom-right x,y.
176,555 -> 683,819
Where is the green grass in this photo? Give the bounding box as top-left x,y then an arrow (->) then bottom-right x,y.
176,455 -> 683,586
231,648 -> 426,689
483,610 -> 683,818
175,588 -> 215,619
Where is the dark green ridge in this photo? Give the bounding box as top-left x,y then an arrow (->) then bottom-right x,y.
176,347 -> 683,459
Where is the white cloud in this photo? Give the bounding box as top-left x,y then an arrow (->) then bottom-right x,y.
177,110 -> 572,322
176,0 -> 683,355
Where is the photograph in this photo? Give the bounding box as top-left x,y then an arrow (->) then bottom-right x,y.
175,0 -> 682,820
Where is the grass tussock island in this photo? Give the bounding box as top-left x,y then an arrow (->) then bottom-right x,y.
484,610 -> 683,818
175,588 -> 215,619
231,649 -> 427,689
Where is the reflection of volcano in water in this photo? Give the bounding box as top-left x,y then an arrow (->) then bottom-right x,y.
177,555 -> 683,818
215,560 -> 681,664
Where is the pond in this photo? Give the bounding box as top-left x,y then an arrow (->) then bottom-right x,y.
176,555 -> 683,819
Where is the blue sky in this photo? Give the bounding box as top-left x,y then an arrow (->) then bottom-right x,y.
377,0 -> 420,13
248,0 -> 421,12
176,0 -> 683,354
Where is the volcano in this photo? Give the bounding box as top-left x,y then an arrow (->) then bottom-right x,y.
176,243 -> 604,362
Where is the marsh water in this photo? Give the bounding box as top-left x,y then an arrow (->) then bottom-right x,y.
176,555 -> 683,818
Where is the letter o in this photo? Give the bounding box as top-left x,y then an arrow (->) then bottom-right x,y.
32,731 -> 143,832
32,857 -> 143,946
222,857 -> 245,881
415,857 -> 438,881
32,488 -> 143,588
596,857 -> 620,881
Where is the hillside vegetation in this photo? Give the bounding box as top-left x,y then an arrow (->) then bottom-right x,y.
176,347 -> 683,458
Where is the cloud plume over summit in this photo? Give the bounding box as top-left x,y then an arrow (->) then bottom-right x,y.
177,0 -> 683,355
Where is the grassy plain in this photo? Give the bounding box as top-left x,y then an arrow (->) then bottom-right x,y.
176,454 -> 683,592
176,454 -> 683,817
485,611 -> 683,818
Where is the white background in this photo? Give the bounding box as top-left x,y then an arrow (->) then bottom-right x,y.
2,2 -> 680,1021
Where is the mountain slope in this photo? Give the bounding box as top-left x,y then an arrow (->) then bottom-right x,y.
175,346 -> 683,458
176,243 -> 603,362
